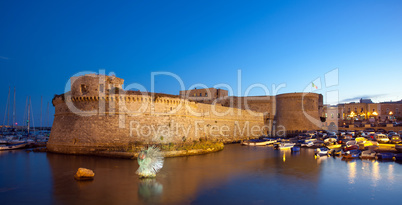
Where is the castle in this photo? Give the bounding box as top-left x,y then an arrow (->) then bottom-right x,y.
47,74 -> 323,154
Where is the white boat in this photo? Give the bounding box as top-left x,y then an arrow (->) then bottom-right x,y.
324,138 -> 337,144
242,139 -> 276,146
360,150 -> 376,159
314,147 -> 329,156
7,139 -> 26,144
301,138 -> 316,147
275,143 -> 295,150
0,142 -> 27,151
301,141 -> 314,147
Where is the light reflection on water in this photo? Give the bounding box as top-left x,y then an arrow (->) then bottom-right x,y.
1,145 -> 402,205
348,161 -> 356,184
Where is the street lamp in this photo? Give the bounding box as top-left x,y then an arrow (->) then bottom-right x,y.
389,111 -> 394,122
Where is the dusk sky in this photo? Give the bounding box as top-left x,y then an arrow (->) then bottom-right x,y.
1,0 -> 402,126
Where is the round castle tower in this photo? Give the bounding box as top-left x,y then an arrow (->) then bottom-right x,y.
275,93 -> 323,132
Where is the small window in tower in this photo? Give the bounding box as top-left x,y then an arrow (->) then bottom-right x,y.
99,84 -> 104,92
80,84 -> 88,95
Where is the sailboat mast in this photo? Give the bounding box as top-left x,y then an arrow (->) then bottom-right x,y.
30,97 -> 35,135
46,102 -> 49,128
40,96 -> 42,130
12,87 -> 16,128
23,96 -> 28,127
2,86 -> 10,131
27,96 -> 30,134
7,87 -> 10,127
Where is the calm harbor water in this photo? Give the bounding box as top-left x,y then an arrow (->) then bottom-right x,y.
1,144 -> 402,205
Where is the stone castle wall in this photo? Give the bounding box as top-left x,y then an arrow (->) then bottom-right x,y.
48,75 -> 265,154
48,74 -> 323,154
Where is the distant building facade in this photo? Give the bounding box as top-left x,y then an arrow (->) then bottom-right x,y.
179,88 -> 228,103
323,98 -> 402,128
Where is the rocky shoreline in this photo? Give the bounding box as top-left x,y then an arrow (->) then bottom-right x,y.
46,141 -> 225,159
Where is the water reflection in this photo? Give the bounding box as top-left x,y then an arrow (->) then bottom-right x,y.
45,145 -> 322,204
2,145 -> 402,204
372,161 -> 381,187
282,152 -> 286,162
347,161 -> 356,184
138,178 -> 163,204
388,164 -> 394,182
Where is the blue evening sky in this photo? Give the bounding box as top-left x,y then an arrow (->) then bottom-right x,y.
1,0 -> 402,126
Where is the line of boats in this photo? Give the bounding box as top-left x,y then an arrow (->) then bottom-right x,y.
0,132 -> 49,151
241,134 -> 402,161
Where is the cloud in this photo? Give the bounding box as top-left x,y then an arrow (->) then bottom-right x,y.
340,94 -> 386,103
0,56 -> 9,60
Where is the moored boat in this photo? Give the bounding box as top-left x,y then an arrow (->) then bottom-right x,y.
242,139 -> 276,146
331,149 -> 344,156
360,150 -> 376,159
326,144 -> 342,149
291,146 -> 300,152
0,142 -> 27,151
301,141 -> 314,147
314,147 -> 329,156
343,145 -> 359,151
342,150 -> 361,159
394,153 -> 402,161
375,152 -> 394,160
396,144 -> 402,153
274,143 -> 295,150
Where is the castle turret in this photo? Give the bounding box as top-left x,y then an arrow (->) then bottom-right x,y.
70,74 -> 124,97
275,93 -> 322,132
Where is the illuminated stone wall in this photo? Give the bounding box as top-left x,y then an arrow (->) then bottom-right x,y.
48,75 -> 265,154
